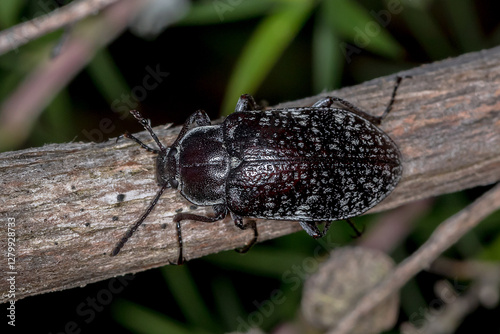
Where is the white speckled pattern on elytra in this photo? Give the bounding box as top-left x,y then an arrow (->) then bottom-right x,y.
223,108 -> 402,221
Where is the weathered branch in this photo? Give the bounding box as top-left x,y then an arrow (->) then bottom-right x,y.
1,46 -> 500,302
0,0 -> 121,55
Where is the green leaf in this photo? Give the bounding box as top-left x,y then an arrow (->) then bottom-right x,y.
211,276 -> 247,330
179,0 -> 279,25
324,0 -> 404,59
400,4 -> 455,59
0,0 -> 26,28
312,1 -> 343,93
206,246 -> 307,277
161,266 -> 218,331
112,299 -> 195,334
479,234 -> 500,261
41,90 -> 75,143
221,0 -> 315,115
86,49 -> 130,105
442,0 -> 484,52
476,210 -> 500,261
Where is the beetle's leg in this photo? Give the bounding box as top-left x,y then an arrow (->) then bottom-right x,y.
312,97 -> 382,125
299,221 -> 332,238
312,76 -> 409,125
345,218 -> 364,238
172,204 -> 227,264
311,97 -> 336,108
231,213 -> 258,253
378,75 -> 410,121
235,94 -> 262,112
171,109 -> 212,147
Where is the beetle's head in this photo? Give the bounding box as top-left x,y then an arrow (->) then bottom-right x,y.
156,146 -> 179,189
124,110 -> 180,189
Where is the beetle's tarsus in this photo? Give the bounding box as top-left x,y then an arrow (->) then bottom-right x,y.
377,75 -> 410,122
345,218 -> 364,238
171,205 -> 228,264
234,219 -> 258,253
173,220 -> 185,265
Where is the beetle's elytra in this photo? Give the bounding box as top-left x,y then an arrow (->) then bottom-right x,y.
112,77 -> 405,263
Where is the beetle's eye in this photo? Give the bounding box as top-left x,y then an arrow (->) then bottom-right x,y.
170,179 -> 179,188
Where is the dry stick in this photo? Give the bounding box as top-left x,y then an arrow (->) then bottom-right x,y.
0,0 -> 121,56
420,281 -> 483,334
405,258 -> 500,333
329,183 -> 500,334
401,277 -> 499,334
0,46 -> 500,303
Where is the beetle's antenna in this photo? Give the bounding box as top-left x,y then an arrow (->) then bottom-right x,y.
129,110 -> 168,153
118,132 -> 160,153
111,183 -> 169,256
378,75 -> 411,121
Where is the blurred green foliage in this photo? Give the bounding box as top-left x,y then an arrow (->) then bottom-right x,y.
1,0 -> 500,333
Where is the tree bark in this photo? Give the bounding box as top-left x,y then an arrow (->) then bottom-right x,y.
1,46 -> 500,302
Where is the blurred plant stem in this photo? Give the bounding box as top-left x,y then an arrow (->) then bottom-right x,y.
0,0 -> 147,151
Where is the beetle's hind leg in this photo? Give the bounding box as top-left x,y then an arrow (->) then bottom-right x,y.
231,213 -> 258,253
299,221 -> 332,238
312,75 -> 409,125
312,97 -> 382,125
172,204 -> 227,265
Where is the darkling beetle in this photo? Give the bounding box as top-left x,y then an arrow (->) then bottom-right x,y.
111,77 -> 406,263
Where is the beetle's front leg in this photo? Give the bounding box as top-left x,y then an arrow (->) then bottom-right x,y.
235,94 -> 262,112
172,204 -> 227,264
231,212 -> 258,253
171,109 -> 212,147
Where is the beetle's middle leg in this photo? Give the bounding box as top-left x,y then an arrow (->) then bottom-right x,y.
231,212 -> 258,253
345,218 -> 364,238
172,204 -> 227,264
299,221 -> 332,238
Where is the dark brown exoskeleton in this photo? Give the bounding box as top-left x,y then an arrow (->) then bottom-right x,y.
111,77 -> 406,263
